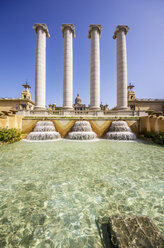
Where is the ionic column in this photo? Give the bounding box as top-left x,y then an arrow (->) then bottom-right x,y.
33,23 -> 50,109
61,24 -> 75,110
113,25 -> 129,109
88,24 -> 102,110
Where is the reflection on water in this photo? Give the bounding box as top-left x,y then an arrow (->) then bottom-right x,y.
0,140 -> 164,247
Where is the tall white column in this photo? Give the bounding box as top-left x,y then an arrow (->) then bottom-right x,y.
113,25 -> 129,109
88,24 -> 102,110
61,24 -> 75,110
33,23 -> 50,109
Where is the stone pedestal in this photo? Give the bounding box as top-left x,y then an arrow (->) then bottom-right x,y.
61,24 -> 75,110
33,24 -> 50,109
88,25 -> 102,110
113,25 -> 129,109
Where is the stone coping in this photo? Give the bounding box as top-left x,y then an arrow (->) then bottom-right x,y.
23,117 -> 140,120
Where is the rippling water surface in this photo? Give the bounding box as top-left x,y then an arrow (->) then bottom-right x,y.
0,140 -> 164,247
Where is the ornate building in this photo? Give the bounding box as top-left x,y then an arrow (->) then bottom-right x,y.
128,83 -> 164,113
0,83 -> 35,113
73,94 -> 86,114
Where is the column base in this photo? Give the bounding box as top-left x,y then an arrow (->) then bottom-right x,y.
62,107 -> 74,111
116,106 -> 128,110
89,107 -> 101,111
34,106 -> 46,110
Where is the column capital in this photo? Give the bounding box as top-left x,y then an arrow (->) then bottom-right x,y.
113,25 -> 129,39
61,24 -> 75,38
88,24 -> 102,38
33,23 -> 50,38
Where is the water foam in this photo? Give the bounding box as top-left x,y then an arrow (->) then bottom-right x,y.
67,121 -> 97,140
25,121 -> 61,141
105,121 -> 136,140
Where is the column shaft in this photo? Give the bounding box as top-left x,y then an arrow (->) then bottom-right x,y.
117,31 -> 128,109
113,25 -> 129,109
33,23 -> 50,109
35,28 -> 46,108
63,28 -> 73,109
90,29 -> 100,109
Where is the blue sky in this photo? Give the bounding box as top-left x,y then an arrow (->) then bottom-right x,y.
0,0 -> 164,108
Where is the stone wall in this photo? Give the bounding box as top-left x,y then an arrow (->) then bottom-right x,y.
3,116 -> 163,137
22,119 -> 38,134
1,116 -> 163,139
140,116 -> 164,133
90,120 -> 112,138
0,99 -> 34,111
21,118 -> 139,137
126,120 -> 139,134
128,100 -> 164,112
0,115 -> 22,129
53,120 -> 76,138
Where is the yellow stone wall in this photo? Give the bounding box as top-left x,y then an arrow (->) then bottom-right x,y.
0,101 -> 18,111
0,117 -> 8,128
89,120 -> 112,137
22,119 -> 76,138
52,120 -> 76,138
0,115 -> 22,129
21,119 -> 141,137
128,101 -> 164,112
126,120 -> 139,134
140,116 -> 164,133
22,119 -> 38,134
158,117 -> 164,132
0,99 -> 34,111
2,116 -> 163,140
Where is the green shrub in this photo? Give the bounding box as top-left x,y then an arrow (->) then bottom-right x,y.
152,133 -> 164,145
0,128 -> 21,143
141,132 -> 164,145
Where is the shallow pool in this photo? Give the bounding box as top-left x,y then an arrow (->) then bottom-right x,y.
0,140 -> 164,247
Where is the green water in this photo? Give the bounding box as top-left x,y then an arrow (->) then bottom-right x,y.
0,140 -> 164,248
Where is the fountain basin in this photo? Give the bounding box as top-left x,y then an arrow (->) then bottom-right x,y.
0,140 -> 163,247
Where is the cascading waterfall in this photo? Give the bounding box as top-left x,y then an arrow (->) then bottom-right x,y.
105,121 -> 136,140
25,121 -> 61,141
67,121 -> 97,140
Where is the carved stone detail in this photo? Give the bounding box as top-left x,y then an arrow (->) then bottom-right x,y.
113,25 -> 129,39
61,24 -> 75,38
88,24 -> 103,38
33,23 -> 50,38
